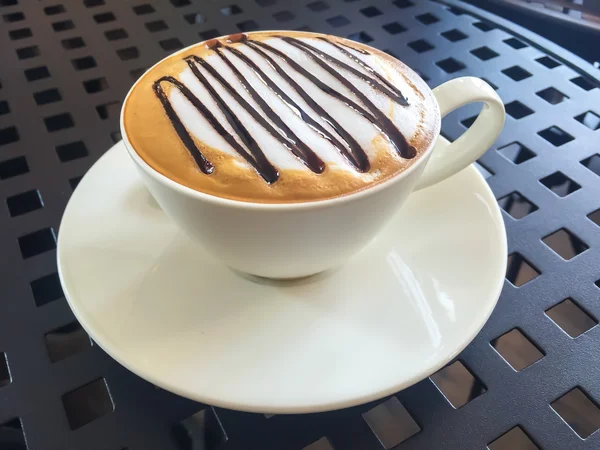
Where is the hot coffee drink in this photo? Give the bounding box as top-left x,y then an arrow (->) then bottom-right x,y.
123,31 -> 440,203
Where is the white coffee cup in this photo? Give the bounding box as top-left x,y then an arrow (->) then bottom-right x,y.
122,74 -> 504,279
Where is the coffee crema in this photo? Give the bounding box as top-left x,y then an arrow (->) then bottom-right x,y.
123,31 -> 440,203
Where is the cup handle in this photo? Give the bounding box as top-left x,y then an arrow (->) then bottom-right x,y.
415,77 -> 505,190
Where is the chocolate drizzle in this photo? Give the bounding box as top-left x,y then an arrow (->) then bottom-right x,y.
187,55 -> 325,175
228,44 -> 369,172
271,38 -> 416,159
282,36 -> 409,106
152,77 -> 214,175
316,37 -> 409,106
152,34 -> 417,183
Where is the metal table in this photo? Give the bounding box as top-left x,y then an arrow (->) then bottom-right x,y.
1,0 -> 599,449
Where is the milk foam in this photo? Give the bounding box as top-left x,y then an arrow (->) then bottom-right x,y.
169,37 -> 430,178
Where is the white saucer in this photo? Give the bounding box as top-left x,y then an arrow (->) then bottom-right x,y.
57,141 -> 507,414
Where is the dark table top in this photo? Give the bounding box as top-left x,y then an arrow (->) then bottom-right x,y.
1,1 -> 599,449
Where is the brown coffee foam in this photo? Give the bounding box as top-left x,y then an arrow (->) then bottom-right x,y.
123,31 -> 439,203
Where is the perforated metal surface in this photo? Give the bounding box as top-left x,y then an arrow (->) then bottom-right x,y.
1,1 -> 599,449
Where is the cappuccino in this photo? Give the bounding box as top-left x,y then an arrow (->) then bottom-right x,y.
123,31 -> 440,203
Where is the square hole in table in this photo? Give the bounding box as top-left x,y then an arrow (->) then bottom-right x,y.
503,37 -> 527,49
9,28 -> 32,40
45,321 -> 91,363
160,38 -> 183,51
393,0 -> 414,8
0,419 -> 25,447
130,67 -> 147,80
551,387 -> 600,438
540,172 -> 580,197
0,100 -> 8,116
117,46 -> 139,60
0,156 -> 29,180
488,426 -> 539,450
7,189 -> 43,217
506,253 -> 540,287
63,378 -> 114,429
473,20 -> 494,31
307,1 -> 329,11
274,10 -> 294,22
470,46 -> 498,61
475,160 -> 494,179
25,66 -> 50,81
72,56 -> 97,71
327,15 -> 349,27
19,228 -> 56,259
498,142 -> 535,164
221,5 -> 242,15
146,20 -> 168,32
45,4 -> 67,15
408,39 -> 434,53
172,407 -> 228,450
430,361 -> 486,408
497,192 -> 537,220
105,28 -> 127,41
0,353 -> 10,387
30,272 -> 64,306
581,154 -> 600,177
588,209 -> 600,227
441,28 -> 467,42
16,45 -> 40,59
303,437 -> 334,450
96,101 -> 120,120
416,13 -> 439,25
133,4 -> 154,15
570,76 -> 597,91
436,57 -> 465,73
448,6 -> 468,15
574,111 -> 599,130
347,32 -> 372,43
237,20 -> 259,31
61,36 -> 85,50
184,12 -> 205,24
538,126 -> 574,147
461,115 -> 477,128
3,11 -> 25,22
546,298 -> 597,338
70,176 -> 83,190
56,141 -> 88,162
383,21 -> 406,34
84,0 -> 104,6
363,396 -> 420,448
110,131 -> 121,143
542,229 -> 588,260
361,6 -> 382,17
505,101 -> 534,119
0,126 -> 19,146
536,55 -> 560,69
536,87 -> 568,105
94,12 -> 116,23
170,0 -> 191,6
83,77 -> 108,93
44,113 -> 74,132
502,66 -> 532,81
199,29 -> 220,40
491,328 -> 544,371
52,19 -> 74,32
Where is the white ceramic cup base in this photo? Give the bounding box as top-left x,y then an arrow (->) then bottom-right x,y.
57,141 -> 507,413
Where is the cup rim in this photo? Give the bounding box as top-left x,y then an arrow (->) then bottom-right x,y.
119,30 -> 442,211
